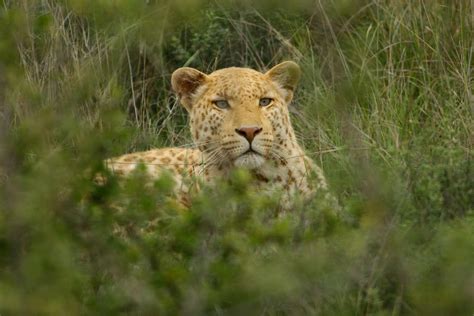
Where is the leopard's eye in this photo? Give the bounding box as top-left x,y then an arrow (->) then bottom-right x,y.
259,97 -> 273,107
212,100 -> 230,109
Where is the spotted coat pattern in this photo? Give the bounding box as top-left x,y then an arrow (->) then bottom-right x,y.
106,62 -> 328,208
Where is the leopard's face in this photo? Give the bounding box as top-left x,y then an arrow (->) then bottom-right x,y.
172,62 -> 301,169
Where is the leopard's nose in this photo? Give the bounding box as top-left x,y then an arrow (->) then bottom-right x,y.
235,126 -> 262,143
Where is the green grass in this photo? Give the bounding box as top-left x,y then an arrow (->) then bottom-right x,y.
0,0 -> 473,315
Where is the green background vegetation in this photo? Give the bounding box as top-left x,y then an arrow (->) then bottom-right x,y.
0,0 -> 473,315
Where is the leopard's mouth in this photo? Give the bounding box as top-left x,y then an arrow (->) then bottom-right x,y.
234,148 -> 265,169
242,148 -> 262,156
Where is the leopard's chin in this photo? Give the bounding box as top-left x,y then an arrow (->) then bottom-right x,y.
233,152 -> 265,169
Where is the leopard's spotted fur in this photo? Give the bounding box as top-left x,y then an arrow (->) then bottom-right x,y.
106,62 -> 328,207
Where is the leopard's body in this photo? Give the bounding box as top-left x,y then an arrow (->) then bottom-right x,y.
106,62 -> 328,207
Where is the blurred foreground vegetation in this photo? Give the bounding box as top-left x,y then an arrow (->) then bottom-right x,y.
0,0 -> 473,315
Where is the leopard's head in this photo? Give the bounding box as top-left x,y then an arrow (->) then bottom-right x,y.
172,61 -> 301,169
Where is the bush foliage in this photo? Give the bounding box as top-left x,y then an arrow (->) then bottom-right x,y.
0,0 -> 473,315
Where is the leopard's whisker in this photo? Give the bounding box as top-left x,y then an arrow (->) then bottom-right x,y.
176,139 -> 220,148
200,148 -> 222,165
197,150 -> 226,176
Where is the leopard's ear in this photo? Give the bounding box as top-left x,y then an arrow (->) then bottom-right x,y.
171,67 -> 208,111
265,61 -> 301,103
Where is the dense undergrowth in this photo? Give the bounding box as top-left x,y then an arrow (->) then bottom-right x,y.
0,0 -> 473,315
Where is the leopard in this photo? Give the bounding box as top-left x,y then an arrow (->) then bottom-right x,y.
105,61 -> 329,208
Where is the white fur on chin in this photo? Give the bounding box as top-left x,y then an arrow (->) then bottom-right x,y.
233,153 -> 265,169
